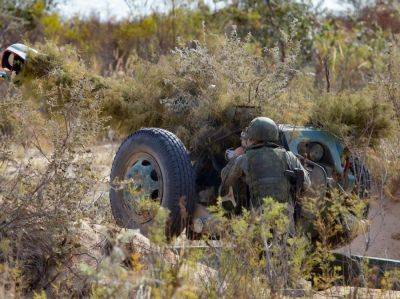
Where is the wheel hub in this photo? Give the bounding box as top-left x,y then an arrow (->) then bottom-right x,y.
123,153 -> 163,224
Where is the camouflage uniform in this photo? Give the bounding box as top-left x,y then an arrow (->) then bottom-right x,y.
220,143 -> 311,208
220,117 -> 310,234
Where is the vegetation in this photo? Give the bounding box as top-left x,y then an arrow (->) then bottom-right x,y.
1,0 -> 400,297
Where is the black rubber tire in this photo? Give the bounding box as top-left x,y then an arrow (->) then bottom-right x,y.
110,128 -> 196,238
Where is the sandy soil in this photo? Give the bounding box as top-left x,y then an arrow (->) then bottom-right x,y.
337,197 -> 400,260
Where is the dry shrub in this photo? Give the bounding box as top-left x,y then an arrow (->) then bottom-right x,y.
0,85 -> 15,136
195,197 -> 312,298
18,43 -> 107,113
266,73 -> 315,126
101,57 -> 170,134
377,38 -> 400,199
369,135 -> 400,201
0,43 -> 104,296
384,36 -> 400,122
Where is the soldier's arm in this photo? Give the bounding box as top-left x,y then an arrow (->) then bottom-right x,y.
286,151 -> 311,190
220,155 -> 246,196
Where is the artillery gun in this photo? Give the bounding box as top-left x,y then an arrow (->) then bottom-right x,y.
109,126 -> 399,289
0,43 -> 37,80
2,43 -> 399,290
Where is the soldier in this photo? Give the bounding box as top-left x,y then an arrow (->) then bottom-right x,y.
220,117 -> 311,233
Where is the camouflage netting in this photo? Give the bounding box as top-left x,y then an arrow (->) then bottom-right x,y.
18,43 -> 106,113
102,33 -> 301,156
14,35 -> 395,155
13,38 -> 270,155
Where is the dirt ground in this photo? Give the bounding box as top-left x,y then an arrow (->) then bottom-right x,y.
337,197 -> 400,260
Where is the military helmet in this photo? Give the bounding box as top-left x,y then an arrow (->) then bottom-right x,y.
245,117 -> 279,143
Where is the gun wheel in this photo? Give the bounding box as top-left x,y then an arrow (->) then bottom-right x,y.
110,128 -> 196,238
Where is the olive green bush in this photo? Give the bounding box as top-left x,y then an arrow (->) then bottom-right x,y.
309,88 -> 394,148
301,191 -> 366,289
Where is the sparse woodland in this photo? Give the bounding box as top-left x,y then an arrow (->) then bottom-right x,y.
1,0 -> 400,297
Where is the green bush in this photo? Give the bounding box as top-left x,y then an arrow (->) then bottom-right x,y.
309,88 -> 394,147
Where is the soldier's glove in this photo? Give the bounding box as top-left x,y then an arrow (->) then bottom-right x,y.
0,70 -> 10,80
225,148 -> 236,160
